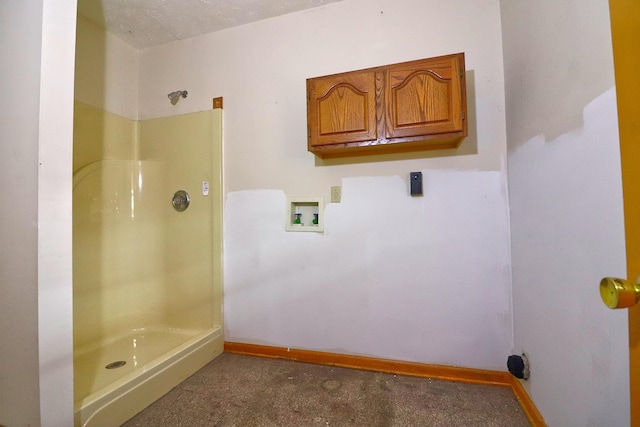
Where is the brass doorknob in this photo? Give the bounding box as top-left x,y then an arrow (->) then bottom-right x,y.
600,277 -> 640,309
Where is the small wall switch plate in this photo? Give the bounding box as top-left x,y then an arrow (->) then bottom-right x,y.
202,181 -> 209,196
331,186 -> 341,203
410,172 -> 423,196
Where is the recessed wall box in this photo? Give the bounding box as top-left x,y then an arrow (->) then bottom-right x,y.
286,197 -> 324,232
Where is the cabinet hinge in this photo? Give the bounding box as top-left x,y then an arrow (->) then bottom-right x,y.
307,91 -> 311,101
461,111 -> 465,120
459,68 -> 464,78
308,125 -> 311,138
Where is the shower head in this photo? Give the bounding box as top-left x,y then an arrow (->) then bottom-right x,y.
168,90 -> 188,105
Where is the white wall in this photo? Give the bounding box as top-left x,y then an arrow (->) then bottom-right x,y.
75,14 -> 139,120
38,1 -> 76,424
501,1 -> 630,426
139,0 -> 513,370
0,0 -> 76,426
0,1 -> 44,424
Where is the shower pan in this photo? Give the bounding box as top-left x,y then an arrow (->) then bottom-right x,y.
72,106 -> 223,426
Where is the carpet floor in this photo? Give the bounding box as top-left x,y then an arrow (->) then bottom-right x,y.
122,353 -> 531,426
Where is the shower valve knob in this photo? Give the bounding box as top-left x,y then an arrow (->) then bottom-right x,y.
172,190 -> 190,212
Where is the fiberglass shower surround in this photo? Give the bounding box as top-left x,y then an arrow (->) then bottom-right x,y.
72,107 -> 223,426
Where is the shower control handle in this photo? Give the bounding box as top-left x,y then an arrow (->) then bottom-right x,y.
172,190 -> 190,212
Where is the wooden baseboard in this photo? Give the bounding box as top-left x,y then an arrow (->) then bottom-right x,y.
224,341 -> 510,386
224,341 -> 546,426
509,375 -> 547,426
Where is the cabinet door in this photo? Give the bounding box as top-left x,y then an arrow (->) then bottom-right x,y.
385,54 -> 465,140
307,70 -> 378,147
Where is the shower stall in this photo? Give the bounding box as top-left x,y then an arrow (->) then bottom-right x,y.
72,105 -> 223,426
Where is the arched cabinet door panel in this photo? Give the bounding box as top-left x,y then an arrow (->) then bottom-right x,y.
386,56 -> 465,139
307,70 -> 378,147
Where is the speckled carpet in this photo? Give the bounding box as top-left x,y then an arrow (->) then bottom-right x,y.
122,353 -> 531,426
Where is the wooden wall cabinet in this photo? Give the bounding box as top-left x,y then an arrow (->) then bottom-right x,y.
307,53 -> 467,158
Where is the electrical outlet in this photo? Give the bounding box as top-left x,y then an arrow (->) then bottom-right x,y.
331,186 -> 341,203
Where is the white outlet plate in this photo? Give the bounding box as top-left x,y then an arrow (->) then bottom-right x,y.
331,186 -> 341,203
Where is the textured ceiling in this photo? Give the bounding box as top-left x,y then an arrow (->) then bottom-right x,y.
78,0 -> 342,50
